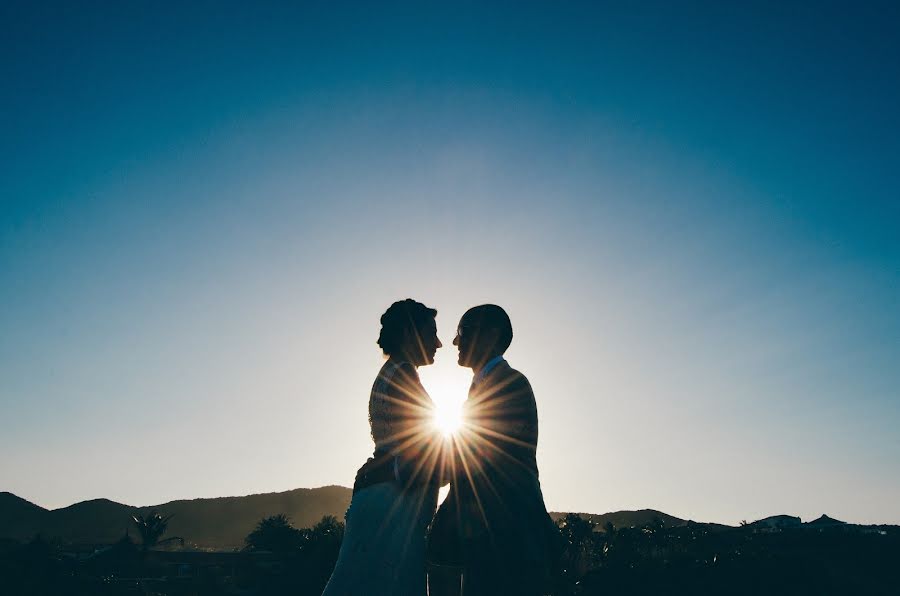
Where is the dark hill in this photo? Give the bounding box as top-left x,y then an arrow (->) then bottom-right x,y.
550,508 -> 700,531
806,514 -> 846,527
0,486 -> 353,549
48,498 -> 137,544
0,492 -> 49,538
151,485 -> 353,548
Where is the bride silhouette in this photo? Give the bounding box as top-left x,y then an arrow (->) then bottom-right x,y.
322,299 -> 445,595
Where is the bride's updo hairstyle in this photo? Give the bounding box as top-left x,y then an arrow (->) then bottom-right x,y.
377,299 -> 438,357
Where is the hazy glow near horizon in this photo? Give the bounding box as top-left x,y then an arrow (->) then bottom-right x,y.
1,2 -> 899,525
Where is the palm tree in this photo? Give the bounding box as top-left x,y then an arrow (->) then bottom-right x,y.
130,512 -> 184,551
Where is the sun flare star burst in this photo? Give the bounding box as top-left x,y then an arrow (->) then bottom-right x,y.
419,360 -> 469,437
432,401 -> 463,436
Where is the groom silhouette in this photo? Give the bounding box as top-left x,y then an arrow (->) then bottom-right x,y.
428,305 -> 558,596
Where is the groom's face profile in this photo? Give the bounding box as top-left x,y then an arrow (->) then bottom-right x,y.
453,315 -> 499,370
452,321 -> 473,368
453,305 -> 512,370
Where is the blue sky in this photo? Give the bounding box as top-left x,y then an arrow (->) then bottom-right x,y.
1,1 -> 898,524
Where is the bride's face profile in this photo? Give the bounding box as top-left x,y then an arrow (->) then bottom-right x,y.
403,318 -> 441,367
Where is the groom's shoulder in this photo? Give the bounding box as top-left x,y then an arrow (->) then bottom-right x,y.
497,363 -> 534,395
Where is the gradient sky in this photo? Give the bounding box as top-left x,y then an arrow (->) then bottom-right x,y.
2,1 -> 898,525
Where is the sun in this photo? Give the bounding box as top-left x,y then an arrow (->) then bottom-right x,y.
418,356 -> 469,437
432,401 -> 463,436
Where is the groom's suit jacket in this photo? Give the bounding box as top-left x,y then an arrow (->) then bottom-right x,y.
429,360 -> 557,575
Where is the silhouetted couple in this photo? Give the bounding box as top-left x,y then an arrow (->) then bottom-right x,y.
322,300 -> 558,596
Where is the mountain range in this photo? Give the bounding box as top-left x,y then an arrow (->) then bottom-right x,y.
4,487 -> 842,549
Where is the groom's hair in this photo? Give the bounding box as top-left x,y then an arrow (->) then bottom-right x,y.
377,298 -> 438,356
465,304 -> 513,354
